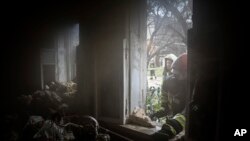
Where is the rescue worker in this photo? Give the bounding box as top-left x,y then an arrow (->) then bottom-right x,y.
167,53 -> 187,115
150,54 -> 177,119
162,54 -> 177,79
153,53 -> 187,140
161,54 -> 177,116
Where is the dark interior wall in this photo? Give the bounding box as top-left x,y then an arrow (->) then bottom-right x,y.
7,22 -> 62,94
76,1 -> 130,119
93,4 -> 126,119
1,0 -> 135,115
1,1 -> 89,111
187,1 -> 249,141
74,22 -> 94,115
3,0 -> 99,93
187,1 -> 222,140
2,1 -> 249,140
79,0 -> 147,122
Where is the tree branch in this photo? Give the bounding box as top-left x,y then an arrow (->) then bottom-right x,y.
167,24 -> 186,43
147,20 -> 154,27
159,0 -> 188,42
147,41 -> 175,65
147,11 -> 169,57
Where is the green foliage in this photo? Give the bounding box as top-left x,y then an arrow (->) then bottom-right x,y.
146,67 -> 164,116
147,67 -> 164,77
145,87 -> 162,115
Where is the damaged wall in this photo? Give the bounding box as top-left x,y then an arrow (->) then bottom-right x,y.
75,23 -> 95,115
73,2 -> 130,122
93,5 -> 126,123
75,0 -> 147,123
2,0 -> 147,124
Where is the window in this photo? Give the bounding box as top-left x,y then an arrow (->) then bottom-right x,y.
145,0 -> 192,122
40,23 -> 79,89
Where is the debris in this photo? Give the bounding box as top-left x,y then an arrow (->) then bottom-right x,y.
127,107 -> 156,128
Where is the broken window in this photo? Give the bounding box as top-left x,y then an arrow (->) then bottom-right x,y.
40,23 -> 79,89
145,0 -> 192,123
56,23 -> 79,83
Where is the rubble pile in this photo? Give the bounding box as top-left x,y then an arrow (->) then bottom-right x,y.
17,81 -> 77,118
127,107 -> 156,128
5,81 -> 110,141
4,81 -> 79,141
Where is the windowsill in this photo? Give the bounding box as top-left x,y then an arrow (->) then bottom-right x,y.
99,121 -> 162,141
99,121 -> 185,141
120,124 -> 161,136
120,124 -> 185,141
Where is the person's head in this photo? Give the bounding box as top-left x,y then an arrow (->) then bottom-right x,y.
171,53 -> 187,81
164,54 -> 177,71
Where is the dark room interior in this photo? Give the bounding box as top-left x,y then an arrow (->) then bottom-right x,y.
1,0 -> 249,141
